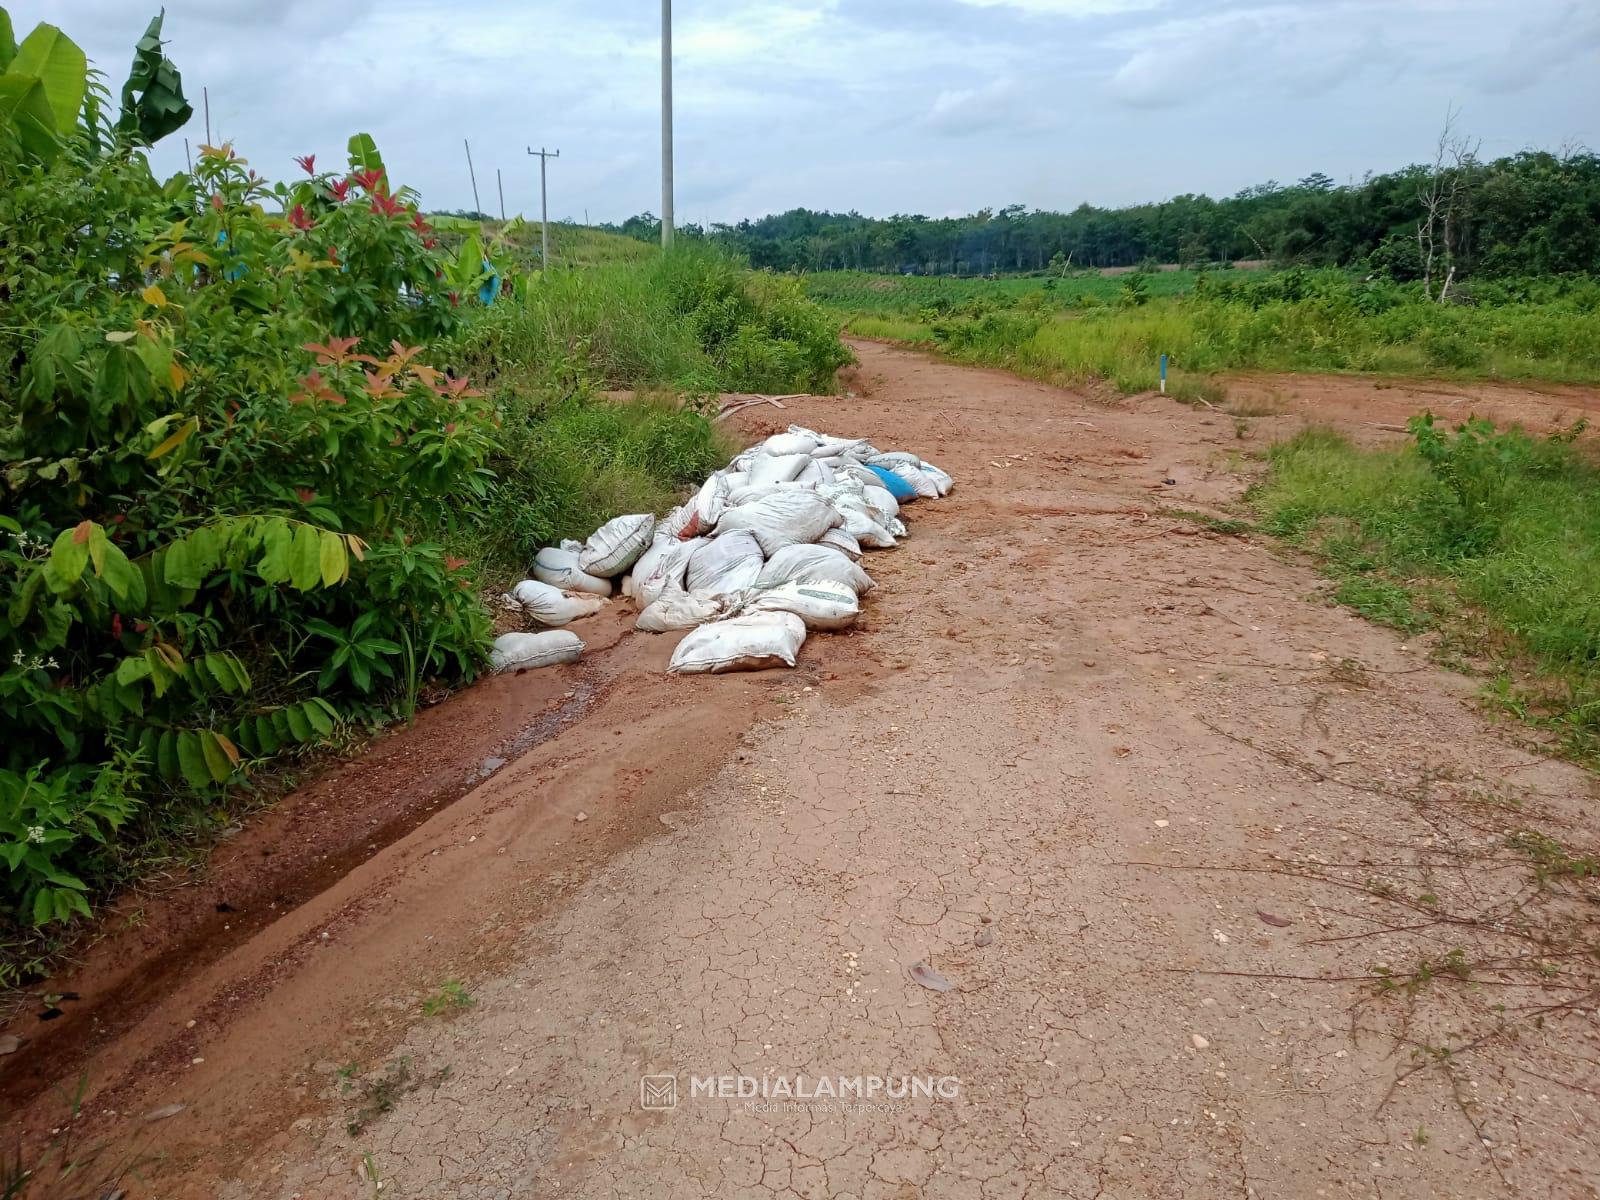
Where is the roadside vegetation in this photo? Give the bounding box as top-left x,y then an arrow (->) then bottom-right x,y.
809,267 -> 1211,310
1250,417 -> 1600,762
812,268 -> 1600,396
733,125 -> 1600,395
461,248 -> 849,399
823,261 -> 1600,760
0,10 -> 847,981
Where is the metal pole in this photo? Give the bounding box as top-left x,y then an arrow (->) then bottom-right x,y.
497,168 -> 506,221
661,0 -> 674,248
463,139 -> 482,217
203,87 -> 211,144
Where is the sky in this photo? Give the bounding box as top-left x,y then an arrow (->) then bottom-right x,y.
18,0 -> 1599,225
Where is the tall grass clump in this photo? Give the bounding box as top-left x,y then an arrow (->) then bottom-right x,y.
806,268 -> 1214,316
467,388 -> 736,574
448,244 -> 851,575
460,245 -> 852,396
1250,417 -> 1600,758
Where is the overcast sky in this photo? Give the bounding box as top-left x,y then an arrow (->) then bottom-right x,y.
19,0 -> 1597,224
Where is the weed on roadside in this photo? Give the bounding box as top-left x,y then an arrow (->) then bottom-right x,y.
1157,508 -> 1255,537
343,1058 -> 453,1136
421,980 -> 475,1017
1373,949 -> 1473,995
1170,376 -> 1228,407
1504,830 -> 1600,886
360,1152 -> 384,1198
0,1075 -> 159,1199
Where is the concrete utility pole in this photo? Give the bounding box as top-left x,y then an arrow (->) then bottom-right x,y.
463,139 -> 482,216
661,0 -> 674,247
496,168 -> 506,222
527,146 -> 561,268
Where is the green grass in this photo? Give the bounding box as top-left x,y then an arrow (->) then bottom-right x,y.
847,314 -> 934,342
473,262 -> 718,392
806,268 -> 1217,315
1249,419 -> 1600,760
473,220 -> 656,269
535,222 -> 657,268
463,391 -> 737,576
463,245 -> 852,396
444,245 -> 849,576
421,979 -> 475,1016
809,270 -> 1600,392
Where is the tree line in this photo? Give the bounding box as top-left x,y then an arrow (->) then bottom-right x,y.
607,149 -> 1600,281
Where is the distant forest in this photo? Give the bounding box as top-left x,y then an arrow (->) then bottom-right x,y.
607,150 -> 1600,281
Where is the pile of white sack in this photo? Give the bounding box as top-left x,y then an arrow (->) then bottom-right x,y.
489,425 -> 952,675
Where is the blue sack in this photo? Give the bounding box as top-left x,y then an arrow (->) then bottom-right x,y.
864,464 -> 917,501
477,257 -> 502,306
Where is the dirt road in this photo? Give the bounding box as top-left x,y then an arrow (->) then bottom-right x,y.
11,341 -> 1600,1198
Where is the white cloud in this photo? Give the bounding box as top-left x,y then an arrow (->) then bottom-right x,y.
957,0 -> 1162,13
677,5 -> 829,62
13,0 -> 1597,221
925,77 -> 1035,136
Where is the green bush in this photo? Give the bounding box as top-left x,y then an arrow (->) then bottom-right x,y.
0,12 -> 848,960
1250,418 -> 1600,757
0,26 -> 495,941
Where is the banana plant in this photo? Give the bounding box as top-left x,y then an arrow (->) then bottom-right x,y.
0,8 -> 191,163
116,10 -> 191,145
0,10 -> 86,163
438,217 -> 527,304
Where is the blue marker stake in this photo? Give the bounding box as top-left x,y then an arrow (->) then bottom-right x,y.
1159,353 -> 1168,394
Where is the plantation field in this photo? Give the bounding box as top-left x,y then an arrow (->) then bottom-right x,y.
809,269 -> 1600,397
482,220 -> 657,269
805,267 -> 1223,313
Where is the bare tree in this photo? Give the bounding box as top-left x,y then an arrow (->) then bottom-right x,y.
1416,106 -> 1480,302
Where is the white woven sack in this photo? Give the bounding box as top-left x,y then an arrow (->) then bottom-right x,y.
490,630 -> 584,672
579,514 -> 654,576
668,612 -> 807,675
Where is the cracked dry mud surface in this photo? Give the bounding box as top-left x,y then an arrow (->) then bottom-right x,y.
35,341 -> 1600,1198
